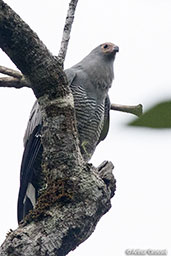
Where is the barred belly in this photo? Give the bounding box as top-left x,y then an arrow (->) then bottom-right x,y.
72,85 -> 105,161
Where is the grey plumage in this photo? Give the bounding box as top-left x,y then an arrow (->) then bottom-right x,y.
17,42 -> 119,222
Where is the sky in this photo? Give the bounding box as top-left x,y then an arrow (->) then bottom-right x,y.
0,0 -> 171,255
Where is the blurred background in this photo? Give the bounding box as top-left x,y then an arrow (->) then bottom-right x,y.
0,0 -> 171,255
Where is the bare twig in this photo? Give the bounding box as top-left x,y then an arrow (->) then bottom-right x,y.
58,0 -> 79,63
0,76 -> 30,88
0,65 -> 22,79
111,103 -> 143,117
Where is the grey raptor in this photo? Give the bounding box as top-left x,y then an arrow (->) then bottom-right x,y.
17,42 -> 119,222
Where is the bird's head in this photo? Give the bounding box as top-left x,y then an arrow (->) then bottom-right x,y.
101,42 -> 119,54
100,42 -> 119,59
91,42 -> 119,61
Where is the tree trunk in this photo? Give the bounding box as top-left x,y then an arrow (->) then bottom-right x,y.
0,1 -> 116,255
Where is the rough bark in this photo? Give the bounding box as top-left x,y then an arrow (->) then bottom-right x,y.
0,1 -> 116,255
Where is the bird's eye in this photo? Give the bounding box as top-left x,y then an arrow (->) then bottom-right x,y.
103,44 -> 109,49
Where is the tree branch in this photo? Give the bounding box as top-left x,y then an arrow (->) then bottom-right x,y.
0,1 -> 115,255
0,65 -> 22,79
58,0 -> 79,64
111,103 -> 143,117
0,76 -> 30,89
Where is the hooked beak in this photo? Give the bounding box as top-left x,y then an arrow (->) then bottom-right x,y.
113,45 -> 119,53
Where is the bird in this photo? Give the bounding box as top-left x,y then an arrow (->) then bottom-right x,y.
17,42 -> 119,223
